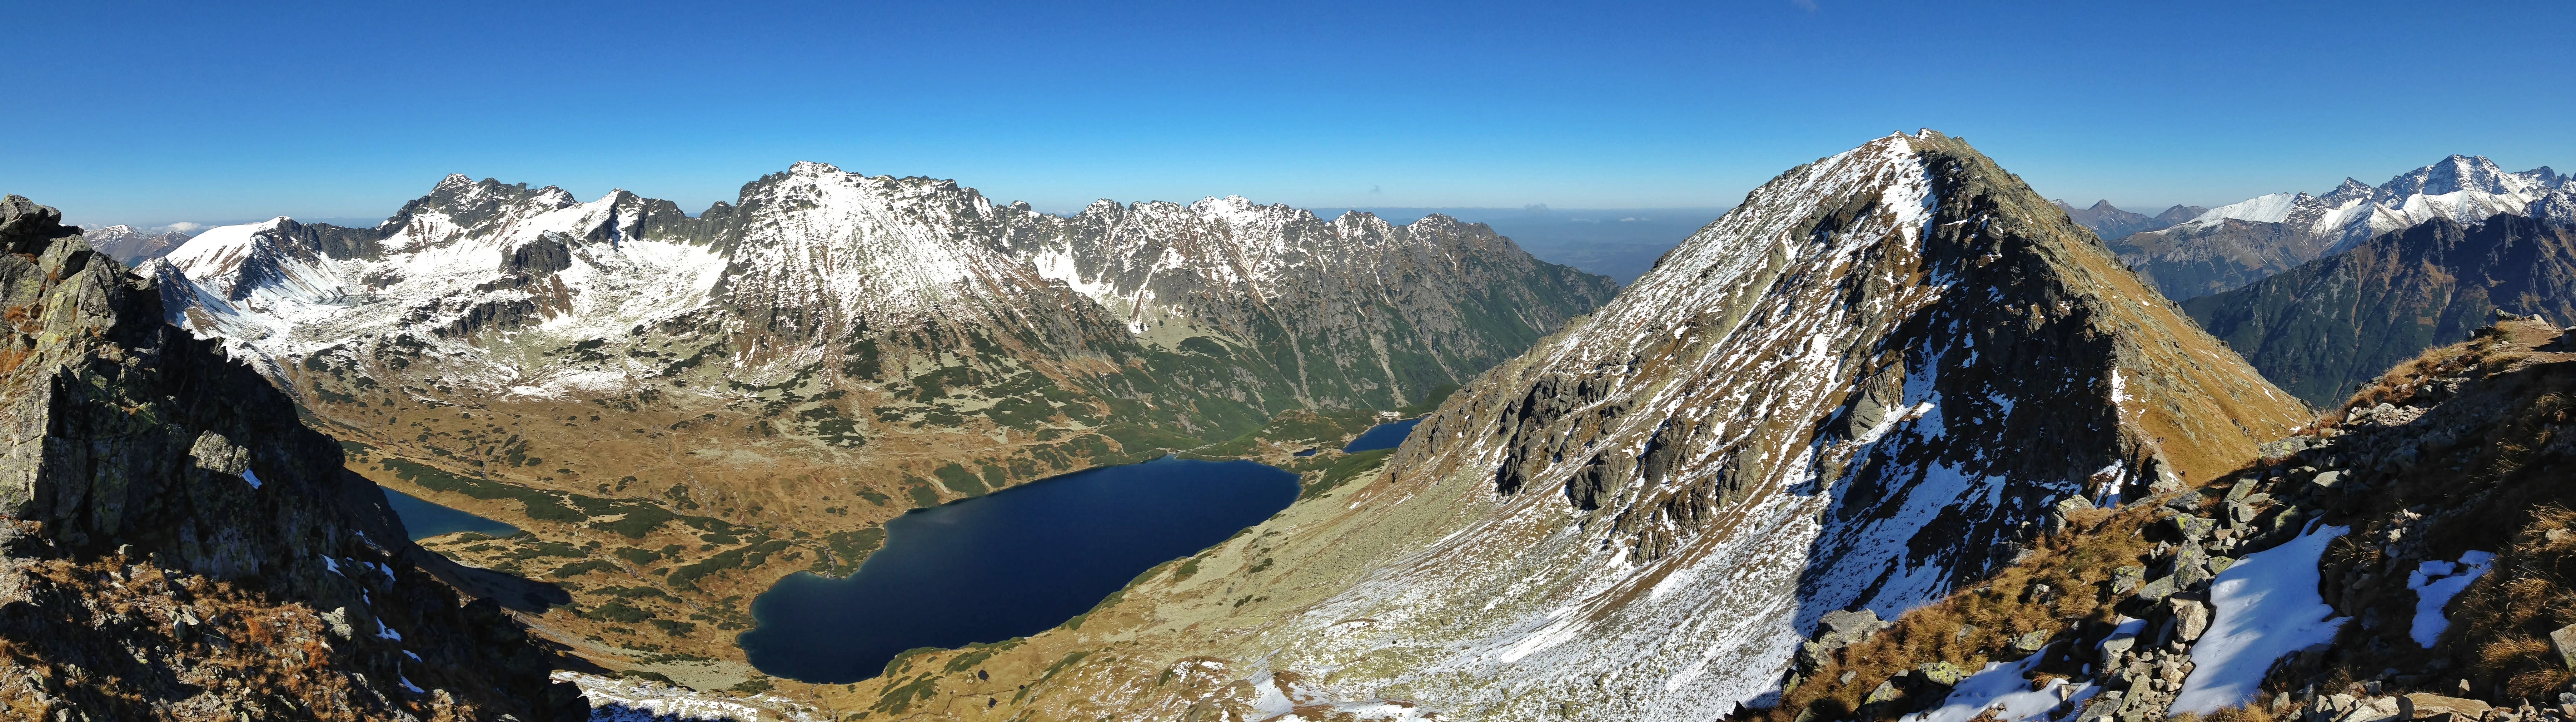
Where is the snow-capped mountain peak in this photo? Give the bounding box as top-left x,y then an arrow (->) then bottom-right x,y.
2122,153 -> 2574,300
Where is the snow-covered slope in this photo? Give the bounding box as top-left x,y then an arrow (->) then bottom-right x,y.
2113,155 -> 2571,300
933,130 -> 2308,722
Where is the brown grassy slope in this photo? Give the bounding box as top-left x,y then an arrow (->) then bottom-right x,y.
2315,319 -> 2576,699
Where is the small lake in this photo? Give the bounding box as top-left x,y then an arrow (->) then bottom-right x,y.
737,456 -> 1300,683
380,486 -> 521,540
1343,417 -> 1423,452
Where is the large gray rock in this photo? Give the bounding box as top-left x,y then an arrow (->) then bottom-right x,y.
2137,575 -> 2179,602
2552,623 -> 2576,670
2174,539 -> 2216,588
2171,599 -> 2211,641
2397,693 -> 2490,720
2169,514 -> 2217,542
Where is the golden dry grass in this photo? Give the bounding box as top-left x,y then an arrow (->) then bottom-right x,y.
1753,505 -> 2157,722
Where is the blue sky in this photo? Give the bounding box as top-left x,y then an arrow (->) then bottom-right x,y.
8,0 -> 2571,229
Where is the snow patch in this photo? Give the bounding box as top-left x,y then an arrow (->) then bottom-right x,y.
2407,550 -> 2496,647
2173,523 -> 2350,714
1901,654 -> 2096,722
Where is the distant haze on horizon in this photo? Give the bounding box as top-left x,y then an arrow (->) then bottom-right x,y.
8,0 -> 2569,231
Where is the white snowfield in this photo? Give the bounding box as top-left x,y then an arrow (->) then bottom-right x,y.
2151,155 -> 2571,252
2172,523 -> 2351,715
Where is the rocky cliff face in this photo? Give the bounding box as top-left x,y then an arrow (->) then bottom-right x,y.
0,195 -> 581,721
2113,155 -> 2570,300
2184,209 -> 2576,406
146,165 -> 1614,685
826,130 -> 2306,721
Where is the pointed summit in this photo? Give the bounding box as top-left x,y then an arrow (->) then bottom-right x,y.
948,131 -> 2307,720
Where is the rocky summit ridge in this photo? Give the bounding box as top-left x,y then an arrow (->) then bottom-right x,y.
833,130 -> 2308,721
2111,154 -> 2571,301
0,195 -> 582,721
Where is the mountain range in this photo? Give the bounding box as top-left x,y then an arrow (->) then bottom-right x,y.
2185,201 -> 2576,406
2111,155 -> 2573,300
143,163 -> 1618,686
19,125 -> 2576,722
2051,199 -> 2204,239
79,223 -> 193,265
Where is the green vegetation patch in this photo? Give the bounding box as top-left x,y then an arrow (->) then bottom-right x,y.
382,458 -> 581,522
550,560 -> 618,578
665,538 -> 794,590
1301,448 -> 1394,500
583,601 -> 652,623
820,527 -> 886,576
932,463 -> 988,496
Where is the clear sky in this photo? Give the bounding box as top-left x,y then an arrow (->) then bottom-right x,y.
7,0 -> 2571,229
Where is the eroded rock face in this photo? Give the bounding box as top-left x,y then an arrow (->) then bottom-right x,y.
0,194 -> 581,721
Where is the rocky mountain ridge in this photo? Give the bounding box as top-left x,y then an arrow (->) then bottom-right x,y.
0,194 -> 583,721
2111,155 -> 2571,300
809,130 -> 2307,721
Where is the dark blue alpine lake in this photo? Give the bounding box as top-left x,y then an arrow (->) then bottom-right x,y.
1343,417 -> 1423,453
379,486 -> 520,541
737,456 -> 1300,683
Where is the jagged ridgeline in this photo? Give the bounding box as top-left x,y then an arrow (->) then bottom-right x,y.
2185,204 -> 2576,407
868,130 -> 2307,721
145,163 -> 1615,679
0,196 -> 582,720
159,163 -> 1614,464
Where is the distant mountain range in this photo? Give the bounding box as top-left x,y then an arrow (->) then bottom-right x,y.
2185,197 -> 2576,406
2051,199 -> 2205,239
2109,155 -> 2572,300
78,223 -> 192,265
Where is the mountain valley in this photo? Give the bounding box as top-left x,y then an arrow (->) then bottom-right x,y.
140,165 -> 1617,687
13,134 -> 2575,722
